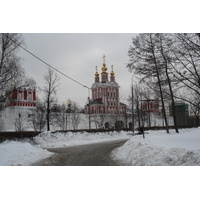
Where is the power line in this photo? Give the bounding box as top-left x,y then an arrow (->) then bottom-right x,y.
6,35 -> 90,89
7,35 -> 128,105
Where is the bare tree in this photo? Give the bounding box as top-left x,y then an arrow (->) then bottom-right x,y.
56,103 -> 68,130
50,103 -> 74,131
129,83 -> 150,128
154,33 -> 179,133
0,33 -> 24,97
170,33 -> 200,111
70,101 -> 81,130
42,67 -> 60,131
31,99 -> 46,131
127,34 -> 169,133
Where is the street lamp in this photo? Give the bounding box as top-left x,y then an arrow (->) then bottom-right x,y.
84,85 -> 91,129
131,74 -> 135,133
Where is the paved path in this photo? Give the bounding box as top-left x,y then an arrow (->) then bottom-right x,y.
33,139 -> 128,166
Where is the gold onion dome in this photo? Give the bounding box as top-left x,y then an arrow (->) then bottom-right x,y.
67,99 -> 72,106
101,63 -> 108,74
101,54 -> 108,74
110,71 -> 114,76
95,71 -> 99,77
110,65 -> 115,76
95,66 -> 99,77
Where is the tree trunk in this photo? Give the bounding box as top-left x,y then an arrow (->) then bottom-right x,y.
159,35 -> 179,133
150,34 -> 169,133
47,95 -> 50,131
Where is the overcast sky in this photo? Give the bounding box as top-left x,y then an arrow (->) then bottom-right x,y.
18,33 -> 136,107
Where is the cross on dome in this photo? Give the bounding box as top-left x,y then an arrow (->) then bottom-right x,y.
95,66 -> 99,77
101,54 -> 107,74
110,65 -> 115,76
102,54 -> 106,64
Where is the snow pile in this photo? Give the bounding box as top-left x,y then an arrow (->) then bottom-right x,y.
0,140 -> 53,166
112,128 -> 200,166
34,131 -> 131,148
0,131 -> 130,166
1,128 -> 200,166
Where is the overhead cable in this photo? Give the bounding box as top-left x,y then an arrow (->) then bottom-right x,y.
6,34 -> 90,89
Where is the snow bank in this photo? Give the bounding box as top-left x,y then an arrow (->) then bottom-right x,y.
112,128 -> 200,166
2,128 -> 200,166
34,131 -> 131,148
0,140 -> 53,166
0,131 -> 131,166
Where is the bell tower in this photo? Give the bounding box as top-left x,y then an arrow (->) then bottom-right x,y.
101,54 -> 108,83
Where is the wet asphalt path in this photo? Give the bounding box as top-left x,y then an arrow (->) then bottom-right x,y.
33,139 -> 128,166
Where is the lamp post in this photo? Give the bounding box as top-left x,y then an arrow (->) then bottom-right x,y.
131,74 -> 135,133
84,85 -> 91,129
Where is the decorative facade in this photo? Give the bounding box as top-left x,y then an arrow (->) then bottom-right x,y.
1,87 -> 37,131
5,87 -> 36,108
85,55 -> 127,129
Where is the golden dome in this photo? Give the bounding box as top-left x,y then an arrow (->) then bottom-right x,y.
101,63 -> 108,74
95,66 -> 99,77
67,99 -> 72,107
101,54 -> 108,74
110,71 -> 114,76
95,71 -> 99,77
110,65 -> 115,76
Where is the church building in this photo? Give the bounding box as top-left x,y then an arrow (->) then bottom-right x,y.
85,55 -> 127,129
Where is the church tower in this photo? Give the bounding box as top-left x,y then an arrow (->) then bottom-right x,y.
101,54 -> 108,83
95,66 -> 99,83
85,55 -> 126,129
110,65 -> 115,83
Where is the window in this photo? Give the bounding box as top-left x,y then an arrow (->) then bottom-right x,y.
18,92 -> 22,100
27,92 -> 32,101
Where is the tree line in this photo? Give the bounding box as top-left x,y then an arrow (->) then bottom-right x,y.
127,33 -> 200,133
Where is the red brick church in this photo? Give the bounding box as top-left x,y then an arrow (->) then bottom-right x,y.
85,55 -> 127,129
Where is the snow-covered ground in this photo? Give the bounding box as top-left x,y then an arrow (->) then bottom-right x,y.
0,140 -> 54,166
0,128 -> 200,166
112,127 -> 200,166
33,131 -> 131,148
0,131 -> 130,166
